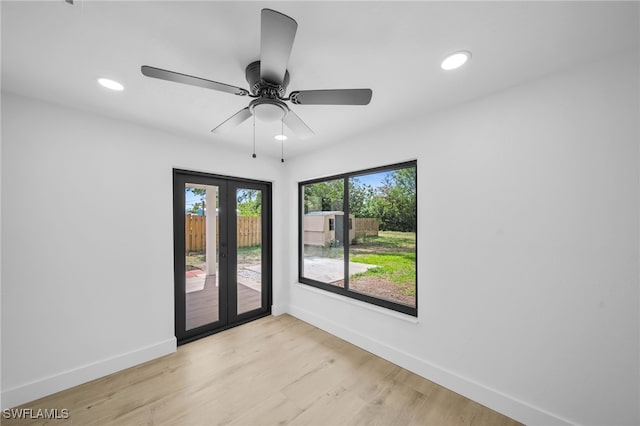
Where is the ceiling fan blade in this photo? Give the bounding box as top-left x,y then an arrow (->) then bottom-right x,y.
211,107 -> 253,133
283,110 -> 314,140
141,66 -> 248,96
260,9 -> 297,85
289,89 -> 373,105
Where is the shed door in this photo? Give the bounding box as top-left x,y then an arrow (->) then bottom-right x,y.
335,214 -> 344,246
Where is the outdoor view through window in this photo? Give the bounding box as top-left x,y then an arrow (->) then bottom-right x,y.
300,162 -> 417,315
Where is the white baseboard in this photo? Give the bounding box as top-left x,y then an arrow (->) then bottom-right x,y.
271,304 -> 289,316
287,305 -> 573,426
1,337 -> 176,409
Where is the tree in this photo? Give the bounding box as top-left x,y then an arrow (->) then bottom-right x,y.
189,201 -> 204,214
237,189 -> 262,216
348,178 -> 376,218
303,179 -> 344,213
376,167 -> 416,232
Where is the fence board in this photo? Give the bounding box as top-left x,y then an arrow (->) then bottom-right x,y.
185,215 -> 206,252
237,216 -> 261,248
185,215 -> 261,252
354,218 -> 379,238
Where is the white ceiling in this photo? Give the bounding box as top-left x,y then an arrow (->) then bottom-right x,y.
2,1 -> 638,159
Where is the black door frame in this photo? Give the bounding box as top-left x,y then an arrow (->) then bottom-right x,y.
173,169 -> 272,345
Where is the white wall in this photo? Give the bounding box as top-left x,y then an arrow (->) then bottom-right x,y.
285,51 -> 639,426
1,51 -> 638,425
0,93 -> 286,408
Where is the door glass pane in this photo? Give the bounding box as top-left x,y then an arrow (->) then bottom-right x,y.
348,166 -> 417,307
237,188 -> 263,314
185,184 -> 220,330
301,179 -> 345,286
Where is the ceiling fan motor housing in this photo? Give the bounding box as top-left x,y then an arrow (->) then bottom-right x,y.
245,61 -> 290,98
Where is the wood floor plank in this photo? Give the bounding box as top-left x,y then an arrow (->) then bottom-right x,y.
288,385 -> 369,426
3,315 -> 522,426
227,392 -> 303,426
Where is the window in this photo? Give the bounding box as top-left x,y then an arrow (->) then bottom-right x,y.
299,161 -> 417,316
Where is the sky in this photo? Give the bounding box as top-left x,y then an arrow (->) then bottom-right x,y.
185,190 -> 201,211
351,170 -> 390,188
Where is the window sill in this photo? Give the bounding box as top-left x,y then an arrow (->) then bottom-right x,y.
295,282 -> 419,324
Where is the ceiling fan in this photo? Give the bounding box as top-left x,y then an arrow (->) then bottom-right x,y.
141,8 -> 372,141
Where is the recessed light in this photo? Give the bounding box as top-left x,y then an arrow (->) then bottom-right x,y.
98,78 -> 124,91
441,51 -> 471,71
274,134 -> 288,141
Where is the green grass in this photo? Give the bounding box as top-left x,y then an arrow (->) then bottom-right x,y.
353,231 -> 415,253
238,245 -> 262,264
350,251 -> 416,295
304,231 -> 416,257
351,231 -> 416,296
350,252 -> 415,282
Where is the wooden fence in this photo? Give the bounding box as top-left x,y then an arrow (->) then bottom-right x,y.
354,218 -> 379,238
185,215 -> 206,252
186,215 -> 377,252
237,216 -> 262,248
185,215 -> 261,252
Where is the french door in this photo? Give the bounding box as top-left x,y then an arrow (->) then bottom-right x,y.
174,169 -> 271,344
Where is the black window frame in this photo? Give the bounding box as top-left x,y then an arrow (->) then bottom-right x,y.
298,160 -> 417,316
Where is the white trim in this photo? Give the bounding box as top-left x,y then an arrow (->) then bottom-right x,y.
287,304 -> 574,426
296,282 -> 419,324
1,338 -> 176,409
271,304 -> 289,316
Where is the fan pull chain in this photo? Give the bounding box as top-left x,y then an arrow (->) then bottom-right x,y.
280,119 -> 285,163
252,113 -> 257,158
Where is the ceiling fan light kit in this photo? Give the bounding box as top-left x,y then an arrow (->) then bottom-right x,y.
141,8 -> 373,159
249,98 -> 288,123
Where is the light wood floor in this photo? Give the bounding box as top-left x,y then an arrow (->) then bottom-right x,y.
5,315 -> 521,426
